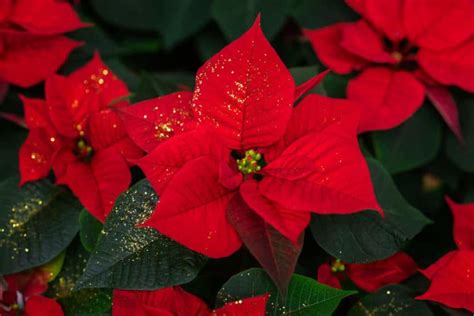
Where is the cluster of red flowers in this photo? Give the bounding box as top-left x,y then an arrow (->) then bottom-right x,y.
2,0 -> 472,315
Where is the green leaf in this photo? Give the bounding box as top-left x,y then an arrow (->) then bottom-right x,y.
348,285 -> 434,316
373,105 -> 442,174
217,268 -> 356,315
47,239 -> 112,315
132,72 -> 194,103
79,209 -> 103,252
76,179 -> 207,290
446,96 -> 474,172
292,0 -> 358,29
91,0 -> 211,48
41,252 -> 66,282
0,176 -> 81,274
311,158 -> 431,263
212,0 -> 290,41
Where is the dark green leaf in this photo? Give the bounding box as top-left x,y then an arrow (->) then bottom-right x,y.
212,0 -> 290,41
132,72 -> 194,103
373,105 -> 442,174
217,268 -> 356,315
446,96 -> 474,172
311,158 -> 431,263
0,176 -> 81,274
76,179 -> 207,290
292,0 -> 358,29
348,285 -> 434,316
47,239 -> 112,315
79,209 -> 103,252
0,123 -> 26,179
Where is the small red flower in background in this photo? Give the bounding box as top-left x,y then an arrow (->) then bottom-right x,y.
0,0 -> 87,88
304,0 -> 474,139
317,252 -> 418,292
128,17 -> 381,294
1,270 -> 63,316
417,197 -> 474,312
113,287 -> 268,316
19,53 -> 142,222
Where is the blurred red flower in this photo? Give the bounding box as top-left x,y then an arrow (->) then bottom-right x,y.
417,197 -> 474,312
19,53 -> 142,222
0,0 -> 87,88
113,287 -> 268,316
305,0 -> 474,140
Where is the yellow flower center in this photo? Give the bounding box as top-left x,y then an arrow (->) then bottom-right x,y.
331,258 -> 345,273
391,51 -> 403,63
76,138 -> 93,161
236,149 -> 262,175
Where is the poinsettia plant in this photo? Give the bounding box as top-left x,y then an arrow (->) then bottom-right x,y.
0,0 -> 473,315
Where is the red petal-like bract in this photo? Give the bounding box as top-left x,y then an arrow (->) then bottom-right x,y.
304,24 -> 367,74
417,250 -> 474,312
24,296 -> 64,316
191,16 -> 295,150
120,92 -> 194,153
446,197 -> 474,250
61,148 -> 131,222
347,67 -> 425,132
142,157 -> 241,258
227,192 -> 303,298
346,252 -> 418,292
0,30 -> 81,88
403,0 -> 474,50
362,0 -> 405,42
425,84 -> 463,141
10,0 -> 87,35
113,287 -> 268,316
260,95 -> 381,215
317,263 -> 342,289
294,70 -> 329,101
340,20 -> 395,64
418,40 -> 474,93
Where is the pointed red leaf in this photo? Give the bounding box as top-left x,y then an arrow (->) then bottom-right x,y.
19,129 -> 57,185
340,20 -> 396,64
425,84 -> 463,142
143,157 -> 241,258
113,287 -> 209,316
0,30 -> 81,88
214,294 -> 269,316
364,0 -> 405,42
317,263 -> 342,289
191,16 -> 295,150
10,0 -> 87,35
418,41 -> 474,93
304,24 -> 367,74
294,70 -> 330,101
346,252 -> 418,292
404,0 -> 474,50
24,296 -> 63,316
227,193 -> 303,298
138,129 -> 229,195
21,95 -> 50,129
120,92 -> 194,153
261,125 -> 381,216
87,108 -> 127,150
446,197 -> 474,250
61,148 -> 131,222
347,67 -> 425,132
240,179 -> 310,244
419,251 -> 457,280
417,250 -> 474,312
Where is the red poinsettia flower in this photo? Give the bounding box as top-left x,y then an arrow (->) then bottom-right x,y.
1,270 -> 63,316
0,0 -> 87,88
134,17 -> 381,293
19,53 -> 142,222
417,197 -> 474,312
304,0 -> 474,139
113,287 -> 268,316
317,252 -> 418,292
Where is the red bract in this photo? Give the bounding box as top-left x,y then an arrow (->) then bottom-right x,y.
112,287 -> 268,316
135,17 -> 380,294
0,0 -> 87,88
19,53 -> 142,222
417,198 -> 474,312
1,270 -> 63,316
317,252 -> 418,292
304,0 -> 474,139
